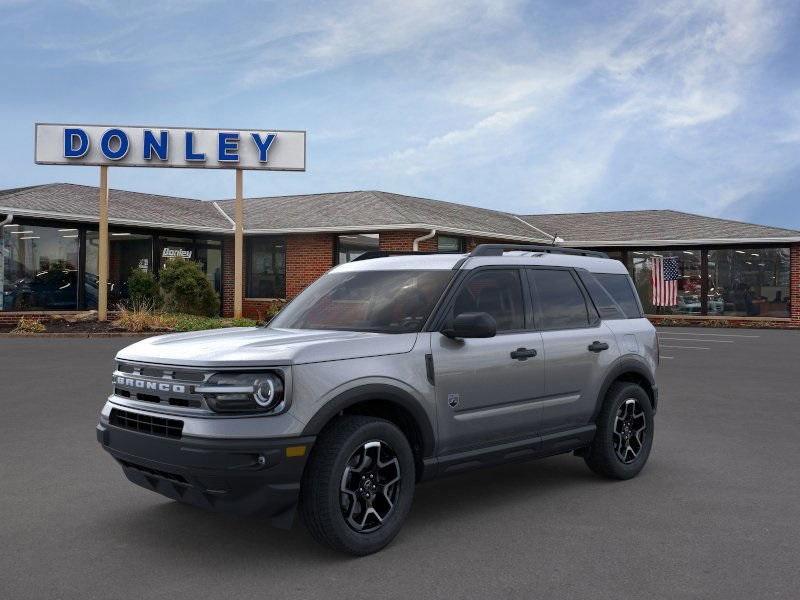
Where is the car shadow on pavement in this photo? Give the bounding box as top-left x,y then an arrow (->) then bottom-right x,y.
94,453 -> 605,565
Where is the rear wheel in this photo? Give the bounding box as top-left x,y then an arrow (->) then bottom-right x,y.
584,382 -> 654,480
300,415 -> 415,555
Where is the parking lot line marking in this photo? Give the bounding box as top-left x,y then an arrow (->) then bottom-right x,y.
657,337 -> 734,343
660,345 -> 710,350
657,332 -> 760,338
660,356 -> 674,359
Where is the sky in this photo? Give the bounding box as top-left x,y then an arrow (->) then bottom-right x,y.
1,0 -> 799,229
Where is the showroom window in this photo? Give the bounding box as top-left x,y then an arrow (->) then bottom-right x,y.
85,230 -> 154,309
1,223 -> 80,311
246,236 -> 285,298
438,235 -> 465,253
631,249 -> 702,315
706,248 -> 790,318
196,240 -> 223,296
337,234 -> 379,264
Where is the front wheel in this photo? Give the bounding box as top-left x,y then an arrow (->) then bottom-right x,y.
300,416 -> 415,555
584,382 -> 654,480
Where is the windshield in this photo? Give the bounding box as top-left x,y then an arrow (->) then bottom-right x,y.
269,270 -> 453,333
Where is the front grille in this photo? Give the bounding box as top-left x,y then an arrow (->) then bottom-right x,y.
109,408 -> 183,439
113,361 -> 210,412
117,362 -> 205,382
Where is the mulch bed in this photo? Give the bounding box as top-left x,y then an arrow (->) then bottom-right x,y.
0,317 -> 169,335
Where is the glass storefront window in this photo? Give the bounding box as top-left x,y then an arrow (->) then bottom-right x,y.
707,248 -> 790,318
85,230 -> 154,308
631,249 -> 702,315
2,223 -> 80,310
337,234 -> 379,264
196,240 -> 223,295
247,236 -> 285,298
159,236 -> 195,271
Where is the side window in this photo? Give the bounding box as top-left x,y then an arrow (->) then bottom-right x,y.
530,269 -> 590,330
450,269 -> 525,332
577,271 -> 625,320
594,273 -> 643,318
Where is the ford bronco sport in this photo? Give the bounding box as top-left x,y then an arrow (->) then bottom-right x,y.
97,244 -> 658,555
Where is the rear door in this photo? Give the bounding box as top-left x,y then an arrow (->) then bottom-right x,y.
431,267 -> 545,454
527,268 -> 620,434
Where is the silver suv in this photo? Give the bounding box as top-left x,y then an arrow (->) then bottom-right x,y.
97,244 -> 658,555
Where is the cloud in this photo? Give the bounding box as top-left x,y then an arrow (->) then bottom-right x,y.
377,106 -> 536,175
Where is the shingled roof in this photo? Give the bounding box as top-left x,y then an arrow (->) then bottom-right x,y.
215,190 -> 550,241
0,183 -> 230,232
1,183 -> 798,244
519,210 -> 800,245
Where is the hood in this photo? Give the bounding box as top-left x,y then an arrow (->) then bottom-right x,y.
116,327 -> 419,367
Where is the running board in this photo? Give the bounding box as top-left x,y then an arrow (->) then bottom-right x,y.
421,425 -> 596,481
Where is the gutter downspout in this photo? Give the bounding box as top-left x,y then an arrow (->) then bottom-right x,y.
413,228 -> 436,251
0,213 -> 12,227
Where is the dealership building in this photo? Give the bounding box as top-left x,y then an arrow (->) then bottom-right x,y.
1,182 -> 799,328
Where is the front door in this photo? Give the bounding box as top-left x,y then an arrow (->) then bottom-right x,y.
431,268 -> 545,455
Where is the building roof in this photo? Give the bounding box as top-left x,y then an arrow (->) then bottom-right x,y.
0,183 -> 231,232
1,183 -> 798,244
215,190 -> 550,241
518,209 -> 800,245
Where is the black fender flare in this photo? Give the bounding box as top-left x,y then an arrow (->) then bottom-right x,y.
592,356 -> 657,420
301,383 -> 436,458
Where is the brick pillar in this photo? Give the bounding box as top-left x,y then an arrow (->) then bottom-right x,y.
791,244 -> 800,325
221,237 -> 235,317
285,233 -> 335,298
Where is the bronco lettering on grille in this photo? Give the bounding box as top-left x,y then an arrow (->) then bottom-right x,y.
114,376 -> 186,394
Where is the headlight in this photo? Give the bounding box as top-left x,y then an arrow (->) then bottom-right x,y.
197,372 -> 285,414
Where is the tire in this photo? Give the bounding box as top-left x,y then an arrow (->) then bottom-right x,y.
300,415 -> 415,556
584,382 -> 654,480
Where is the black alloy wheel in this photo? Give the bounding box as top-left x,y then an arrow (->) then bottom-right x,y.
300,415 -> 415,556
584,381 -> 654,480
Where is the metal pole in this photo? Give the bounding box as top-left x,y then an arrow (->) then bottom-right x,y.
98,166 -> 109,321
234,168 -> 244,319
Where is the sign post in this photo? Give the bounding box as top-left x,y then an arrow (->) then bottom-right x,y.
234,169 -> 244,319
98,166 -> 109,320
34,124 -> 306,321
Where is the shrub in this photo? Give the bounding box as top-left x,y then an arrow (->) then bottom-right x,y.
11,317 -> 46,334
114,303 -> 173,332
127,269 -> 161,308
158,259 -> 220,317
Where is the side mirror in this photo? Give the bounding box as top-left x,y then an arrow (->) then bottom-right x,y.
441,312 -> 497,339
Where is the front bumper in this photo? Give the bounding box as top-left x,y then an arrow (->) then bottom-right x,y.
97,421 -> 314,527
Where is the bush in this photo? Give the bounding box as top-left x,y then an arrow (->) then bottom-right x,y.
11,317 -> 46,334
127,269 -> 161,308
158,259 -> 220,316
114,303 -> 173,332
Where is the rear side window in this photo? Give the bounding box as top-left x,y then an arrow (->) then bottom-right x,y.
578,272 -> 626,320
594,273 -> 643,318
450,269 -> 525,331
529,269 -> 590,330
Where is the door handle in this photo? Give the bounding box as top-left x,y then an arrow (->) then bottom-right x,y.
510,347 -> 537,361
588,341 -> 609,353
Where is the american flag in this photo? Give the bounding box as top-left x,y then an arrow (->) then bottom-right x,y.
651,256 -> 679,306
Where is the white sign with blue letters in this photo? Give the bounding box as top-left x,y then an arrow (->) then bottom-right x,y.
34,123 -> 306,171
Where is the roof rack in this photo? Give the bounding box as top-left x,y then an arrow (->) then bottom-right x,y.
351,250 -> 440,262
469,244 -> 608,258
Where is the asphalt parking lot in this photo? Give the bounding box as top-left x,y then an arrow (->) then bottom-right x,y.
1,327 -> 799,600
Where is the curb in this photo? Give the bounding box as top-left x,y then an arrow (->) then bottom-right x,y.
0,332 -> 164,338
